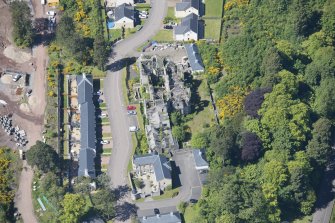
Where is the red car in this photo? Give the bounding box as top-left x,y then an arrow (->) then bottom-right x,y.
127,105 -> 136,110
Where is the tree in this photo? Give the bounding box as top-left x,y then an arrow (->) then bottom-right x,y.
190,132 -> 210,148
40,172 -> 65,209
170,111 -> 182,126
217,87 -> 245,120
26,141 -> 59,173
91,189 -> 115,221
260,48 -> 283,78
93,33 -> 108,70
314,77 -> 335,118
241,132 -> 262,162
11,1 -> 34,47
56,16 -> 75,47
321,0 -> 335,41
209,123 -> 238,165
172,126 -> 186,144
59,194 -> 87,223
307,118 -> 334,168
74,177 -> 92,195
304,47 -> 335,86
243,87 -> 272,118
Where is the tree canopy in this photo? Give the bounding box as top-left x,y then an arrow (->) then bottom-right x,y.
26,141 -> 59,173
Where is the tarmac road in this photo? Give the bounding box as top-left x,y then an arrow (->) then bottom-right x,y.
105,0 -> 168,191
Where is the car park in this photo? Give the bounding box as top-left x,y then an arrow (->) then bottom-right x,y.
127,110 -> 137,115
129,126 -> 138,132
127,105 -> 136,110
98,113 -> 108,118
100,140 -> 110,145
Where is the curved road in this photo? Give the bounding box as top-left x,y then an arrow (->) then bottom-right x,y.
104,0 -> 195,220
105,0 -> 168,189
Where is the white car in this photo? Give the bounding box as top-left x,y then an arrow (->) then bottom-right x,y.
129,126 -> 138,132
100,140 -> 110,145
46,10 -> 56,16
94,90 -> 103,96
12,74 -> 22,82
139,14 -> 148,19
127,111 -> 137,115
141,11 -> 148,15
98,113 -> 108,118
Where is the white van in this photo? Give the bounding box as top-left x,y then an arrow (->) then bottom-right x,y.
129,126 -> 138,132
41,0 -> 46,5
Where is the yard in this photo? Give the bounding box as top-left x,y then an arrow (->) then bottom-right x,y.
204,0 -> 224,18
204,19 -> 222,40
184,205 -> 205,223
152,30 -> 174,42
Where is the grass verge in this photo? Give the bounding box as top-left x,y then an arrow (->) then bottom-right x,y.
152,30 -> 174,42
152,188 -> 180,200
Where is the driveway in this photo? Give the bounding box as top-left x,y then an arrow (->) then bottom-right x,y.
135,150 -> 202,213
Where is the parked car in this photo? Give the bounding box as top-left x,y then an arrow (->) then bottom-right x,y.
141,10 -> 148,15
98,113 -> 108,118
46,10 -> 56,16
189,199 -> 198,204
94,90 -> 103,96
129,126 -> 138,132
26,89 -> 32,97
100,140 -> 110,145
127,105 -> 136,110
154,208 -> 160,215
12,74 -> 22,82
98,99 -> 104,104
139,14 -> 148,19
163,25 -> 173,30
127,110 -> 137,115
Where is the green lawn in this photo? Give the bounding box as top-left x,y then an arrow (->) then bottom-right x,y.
102,148 -> 112,155
152,30 -> 174,42
122,68 -> 129,104
92,67 -> 106,78
292,216 -> 313,223
109,29 -> 122,42
204,0 -> 224,17
152,188 -> 180,200
103,132 -> 112,137
167,7 -> 175,18
204,19 -> 222,40
184,205 -> 205,223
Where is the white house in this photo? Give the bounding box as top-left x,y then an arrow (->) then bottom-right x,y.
106,0 -> 134,7
174,13 -> 199,41
114,3 -> 134,29
175,0 -> 199,18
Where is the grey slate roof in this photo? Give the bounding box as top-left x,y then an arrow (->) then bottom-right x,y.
139,212 -> 182,223
78,148 -> 96,178
133,154 -> 171,181
76,74 -> 96,178
115,3 -> 134,21
174,13 -> 198,35
175,0 -> 199,11
184,43 -> 205,72
193,149 -> 209,169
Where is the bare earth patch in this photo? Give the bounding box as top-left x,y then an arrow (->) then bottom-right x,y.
0,74 -> 12,84
3,45 -> 32,63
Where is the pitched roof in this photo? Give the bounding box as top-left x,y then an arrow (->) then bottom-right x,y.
133,154 -> 171,181
139,212 -> 182,223
184,43 -> 205,72
115,3 -> 134,21
192,149 -> 209,170
78,148 -> 96,178
175,0 -> 199,11
76,74 -> 96,178
174,13 -> 198,35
